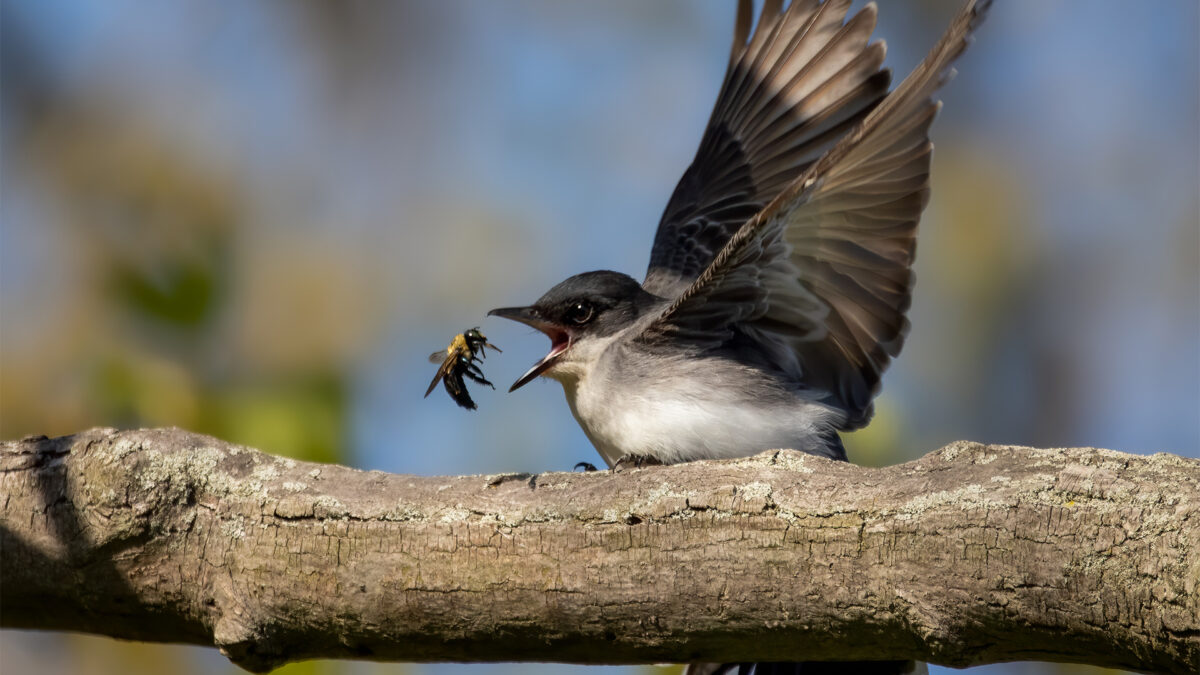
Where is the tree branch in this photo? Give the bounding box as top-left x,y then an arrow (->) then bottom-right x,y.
1,428 -> 1196,673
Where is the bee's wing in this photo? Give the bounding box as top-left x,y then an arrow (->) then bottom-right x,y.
425,357 -> 453,397
429,350 -> 447,364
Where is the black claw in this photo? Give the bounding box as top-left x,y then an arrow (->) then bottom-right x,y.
573,462 -> 598,472
612,454 -> 662,471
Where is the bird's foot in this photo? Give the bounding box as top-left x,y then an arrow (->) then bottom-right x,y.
573,462 -> 598,472
612,454 -> 663,472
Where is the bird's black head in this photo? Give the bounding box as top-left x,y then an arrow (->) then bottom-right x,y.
526,270 -> 658,337
488,270 -> 660,390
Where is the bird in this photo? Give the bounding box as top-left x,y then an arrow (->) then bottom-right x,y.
489,0 -> 990,672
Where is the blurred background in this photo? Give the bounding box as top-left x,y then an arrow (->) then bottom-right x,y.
1,1 -> 1196,674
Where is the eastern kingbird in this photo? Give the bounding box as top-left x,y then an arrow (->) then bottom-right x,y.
490,0 -> 989,671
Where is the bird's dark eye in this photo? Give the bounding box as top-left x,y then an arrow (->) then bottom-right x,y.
565,301 -> 595,326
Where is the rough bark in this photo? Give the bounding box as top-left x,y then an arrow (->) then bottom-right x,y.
1,428 -> 1196,673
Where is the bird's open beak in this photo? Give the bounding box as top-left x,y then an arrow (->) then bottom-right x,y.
487,306 -> 571,391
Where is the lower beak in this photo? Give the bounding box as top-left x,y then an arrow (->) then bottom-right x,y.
487,306 -> 570,391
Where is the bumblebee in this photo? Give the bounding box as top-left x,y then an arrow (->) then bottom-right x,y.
425,327 -> 501,410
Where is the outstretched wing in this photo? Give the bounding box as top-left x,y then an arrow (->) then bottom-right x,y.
643,0 -> 893,298
641,0 -> 991,429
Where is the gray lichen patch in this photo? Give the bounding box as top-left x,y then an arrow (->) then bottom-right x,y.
627,481 -> 698,520
221,514 -> 248,540
891,483 -> 997,521
252,462 -> 281,482
431,506 -> 470,528
732,481 -> 775,514
103,433 -> 153,463
379,502 -> 429,522
936,440 -> 995,463
84,434 -> 225,523
138,447 -> 221,495
763,449 -> 816,474
1146,452 -> 1199,470
313,495 -> 350,519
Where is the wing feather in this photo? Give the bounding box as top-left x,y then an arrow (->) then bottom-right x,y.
644,0 -> 892,298
642,0 -> 991,428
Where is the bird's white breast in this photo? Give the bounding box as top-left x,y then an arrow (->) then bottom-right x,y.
558,347 -> 844,468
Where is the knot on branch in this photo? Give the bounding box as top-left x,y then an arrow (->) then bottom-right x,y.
215,611 -> 284,674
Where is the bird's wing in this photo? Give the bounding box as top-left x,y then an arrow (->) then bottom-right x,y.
639,0 -> 990,428
643,0 -> 893,298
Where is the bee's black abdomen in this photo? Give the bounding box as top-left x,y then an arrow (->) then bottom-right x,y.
428,328 -> 499,411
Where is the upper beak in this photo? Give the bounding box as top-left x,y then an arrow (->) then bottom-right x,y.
487,306 -> 550,331
487,306 -> 571,391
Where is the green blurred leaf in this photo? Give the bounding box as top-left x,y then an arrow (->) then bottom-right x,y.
111,257 -> 219,327
199,372 -> 349,465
